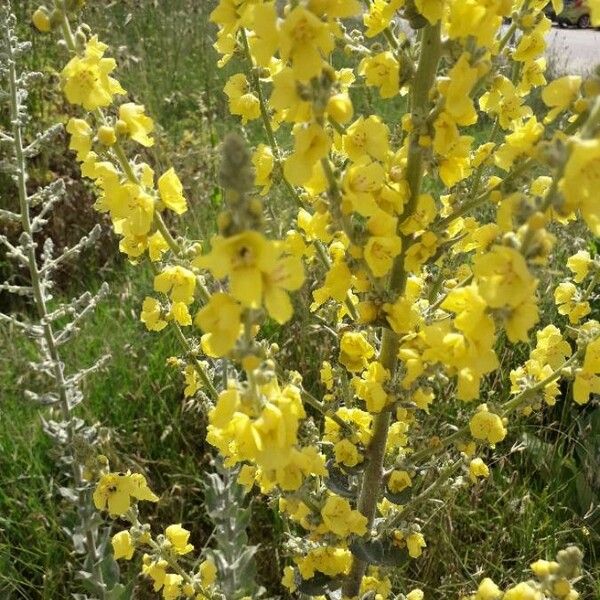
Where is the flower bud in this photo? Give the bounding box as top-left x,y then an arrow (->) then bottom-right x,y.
115,119 -> 129,136
32,7 -> 51,32
98,125 -> 116,146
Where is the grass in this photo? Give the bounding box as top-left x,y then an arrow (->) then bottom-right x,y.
1,1 -> 599,598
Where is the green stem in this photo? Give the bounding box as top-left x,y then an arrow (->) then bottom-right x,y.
173,325 -> 219,400
583,269 -> 600,301
342,22 -> 442,598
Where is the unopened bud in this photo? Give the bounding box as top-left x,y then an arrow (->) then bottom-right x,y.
115,119 -> 129,136
98,126 -> 116,146
32,7 -> 52,32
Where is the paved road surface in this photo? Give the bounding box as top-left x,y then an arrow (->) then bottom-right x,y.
546,25 -> 600,75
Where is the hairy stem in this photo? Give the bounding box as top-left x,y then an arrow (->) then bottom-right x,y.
342,22 -> 442,598
5,18 -> 104,593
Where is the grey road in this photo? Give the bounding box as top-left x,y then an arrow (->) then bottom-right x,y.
546,25 -> 600,75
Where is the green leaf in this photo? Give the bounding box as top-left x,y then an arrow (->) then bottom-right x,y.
350,538 -> 409,567
296,572 -> 341,595
382,486 -> 413,506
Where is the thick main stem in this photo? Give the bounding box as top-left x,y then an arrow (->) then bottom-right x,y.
342,23 -> 441,598
5,22 -> 104,593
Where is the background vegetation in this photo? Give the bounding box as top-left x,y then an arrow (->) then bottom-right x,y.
0,1 -> 598,598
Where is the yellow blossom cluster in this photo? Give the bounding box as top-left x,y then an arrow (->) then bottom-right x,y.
36,0 -> 600,597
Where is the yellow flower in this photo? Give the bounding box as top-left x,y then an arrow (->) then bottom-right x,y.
223,73 -> 260,124
406,532 -> 426,558
141,297 -> 167,331
561,138 -> 600,235
326,92 -> 354,124
530,324 -> 572,369
339,332 -> 375,372
162,573 -> 183,600
282,566 -> 297,593
195,231 -> 276,308
97,125 -> 116,146
363,0 -> 404,36
312,256 -> 352,308
154,266 -> 196,305
279,7 -> 334,81
199,559 -> 217,587
517,57 -> 547,95
284,122 -> 331,186
503,582 -> 540,600
158,168 -> 188,215
111,530 -> 135,560
446,0 -> 505,48
248,2 -> 279,67
343,116 -> 390,162
320,495 -> 367,537
309,0 -> 362,18
263,254 -> 305,324
554,282 -> 590,324
354,361 -> 390,413
573,338 -> 600,404
269,67 -> 312,123
413,387 -> 434,412
468,458 -> 490,483
384,295 -> 420,334
341,157 -> 386,216
475,578 -> 502,600
364,234 -> 402,278
165,524 -> 194,555
388,470 -> 412,493
400,193 -> 436,235
142,556 -> 168,591
541,75 -> 581,123
32,8 -> 51,32
529,559 -> 558,578
469,405 -> 507,445
66,118 -> 93,161
295,546 -> 352,580
567,250 -> 592,283
479,76 -> 532,130
415,0 -> 444,23
505,299 -> 539,343
183,365 -> 199,398
93,472 -> 158,516
118,103 -> 154,147
494,117 -> 544,171
359,51 -> 400,99
320,361 -> 334,391
334,439 -> 362,467
473,246 -> 536,309
438,53 -> 479,126
194,293 -> 242,357
62,36 -> 125,110
406,590 -> 425,600
252,144 -> 274,195
103,181 -> 155,237
513,20 -> 549,63
168,301 -> 192,327
148,231 -> 170,262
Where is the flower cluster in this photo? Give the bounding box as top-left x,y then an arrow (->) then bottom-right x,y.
464,545 -> 584,600
33,0 -> 600,597
93,467 -> 219,599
